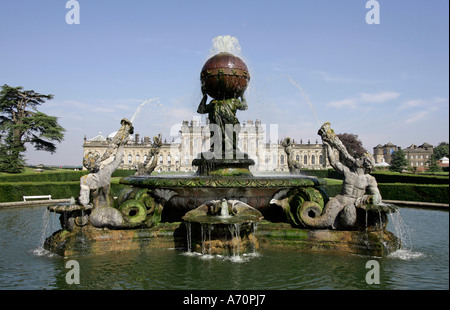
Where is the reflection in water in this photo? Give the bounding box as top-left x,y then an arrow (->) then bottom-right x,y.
0,205 -> 448,290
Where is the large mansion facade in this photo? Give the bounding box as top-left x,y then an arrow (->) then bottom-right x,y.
83,119 -> 330,173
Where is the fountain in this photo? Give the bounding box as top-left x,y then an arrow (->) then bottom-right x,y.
182,199 -> 263,256
44,39 -> 400,258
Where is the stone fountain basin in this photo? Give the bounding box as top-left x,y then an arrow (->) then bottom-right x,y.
182,199 -> 264,224
120,175 -> 327,220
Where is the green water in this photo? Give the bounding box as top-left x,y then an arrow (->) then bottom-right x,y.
0,205 -> 448,290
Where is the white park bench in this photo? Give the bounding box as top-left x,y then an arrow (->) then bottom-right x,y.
23,195 -> 52,201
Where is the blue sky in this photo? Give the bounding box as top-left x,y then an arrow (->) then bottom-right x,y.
1,0 -> 448,166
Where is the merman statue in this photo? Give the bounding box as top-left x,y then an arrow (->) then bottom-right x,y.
299,122 -> 382,229
79,118 -> 134,228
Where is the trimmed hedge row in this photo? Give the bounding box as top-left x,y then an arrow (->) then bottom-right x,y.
0,181 -> 129,203
0,169 -> 137,183
371,171 -> 449,185
303,169 -> 449,185
377,183 -> 449,204
301,169 -> 343,180
0,171 -> 88,183
321,183 -> 449,204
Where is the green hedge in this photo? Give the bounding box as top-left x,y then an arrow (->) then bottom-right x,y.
0,171 -> 89,183
377,183 -> 449,204
303,169 -> 449,185
112,169 -> 137,178
322,183 -> 448,204
0,169 -> 137,183
0,181 -> 129,203
302,169 -> 343,180
371,171 -> 449,185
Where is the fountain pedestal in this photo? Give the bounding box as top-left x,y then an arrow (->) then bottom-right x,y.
192,156 -> 255,176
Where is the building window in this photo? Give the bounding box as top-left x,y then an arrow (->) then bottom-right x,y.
304,155 -> 308,165
319,155 -> 323,164
185,155 -> 189,165
136,154 -> 140,162
167,155 -> 171,165
296,155 -> 300,162
128,154 -> 132,164
280,155 -> 285,165
159,155 -> 163,164
311,155 -> 315,165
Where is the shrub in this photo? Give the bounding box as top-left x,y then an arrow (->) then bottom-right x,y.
377,183 -> 449,204
371,171 -> 449,185
0,170 -> 88,183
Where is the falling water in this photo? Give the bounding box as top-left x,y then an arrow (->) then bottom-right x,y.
388,211 -> 425,260
229,223 -> 242,261
33,209 -> 51,256
250,222 -> 259,256
186,222 -> 192,252
200,224 -> 213,256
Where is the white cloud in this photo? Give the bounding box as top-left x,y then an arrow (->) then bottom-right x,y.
314,70 -> 387,84
359,91 -> 400,103
399,97 -> 448,110
327,98 -> 358,109
402,110 -> 431,125
399,99 -> 426,110
326,91 -> 400,109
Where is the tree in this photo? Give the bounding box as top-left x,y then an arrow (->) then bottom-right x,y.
389,148 -> 408,173
336,133 -> 367,158
433,142 -> 449,161
427,142 -> 448,172
0,84 -> 65,173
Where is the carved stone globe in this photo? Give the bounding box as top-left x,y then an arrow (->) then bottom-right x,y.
200,52 -> 250,100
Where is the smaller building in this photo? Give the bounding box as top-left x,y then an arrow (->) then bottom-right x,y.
373,142 -> 398,164
438,156 -> 449,168
373,142 -> 435,172
403,143 -> 434,172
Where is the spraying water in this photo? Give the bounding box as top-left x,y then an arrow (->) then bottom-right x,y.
286,75 -> 321,126
209,35 -> 242,57
130,98 -> 161,124
220,199 -> 231,218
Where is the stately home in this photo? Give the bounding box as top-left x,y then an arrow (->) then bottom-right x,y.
373,142 -> 434,171
83,119 -> 331,173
